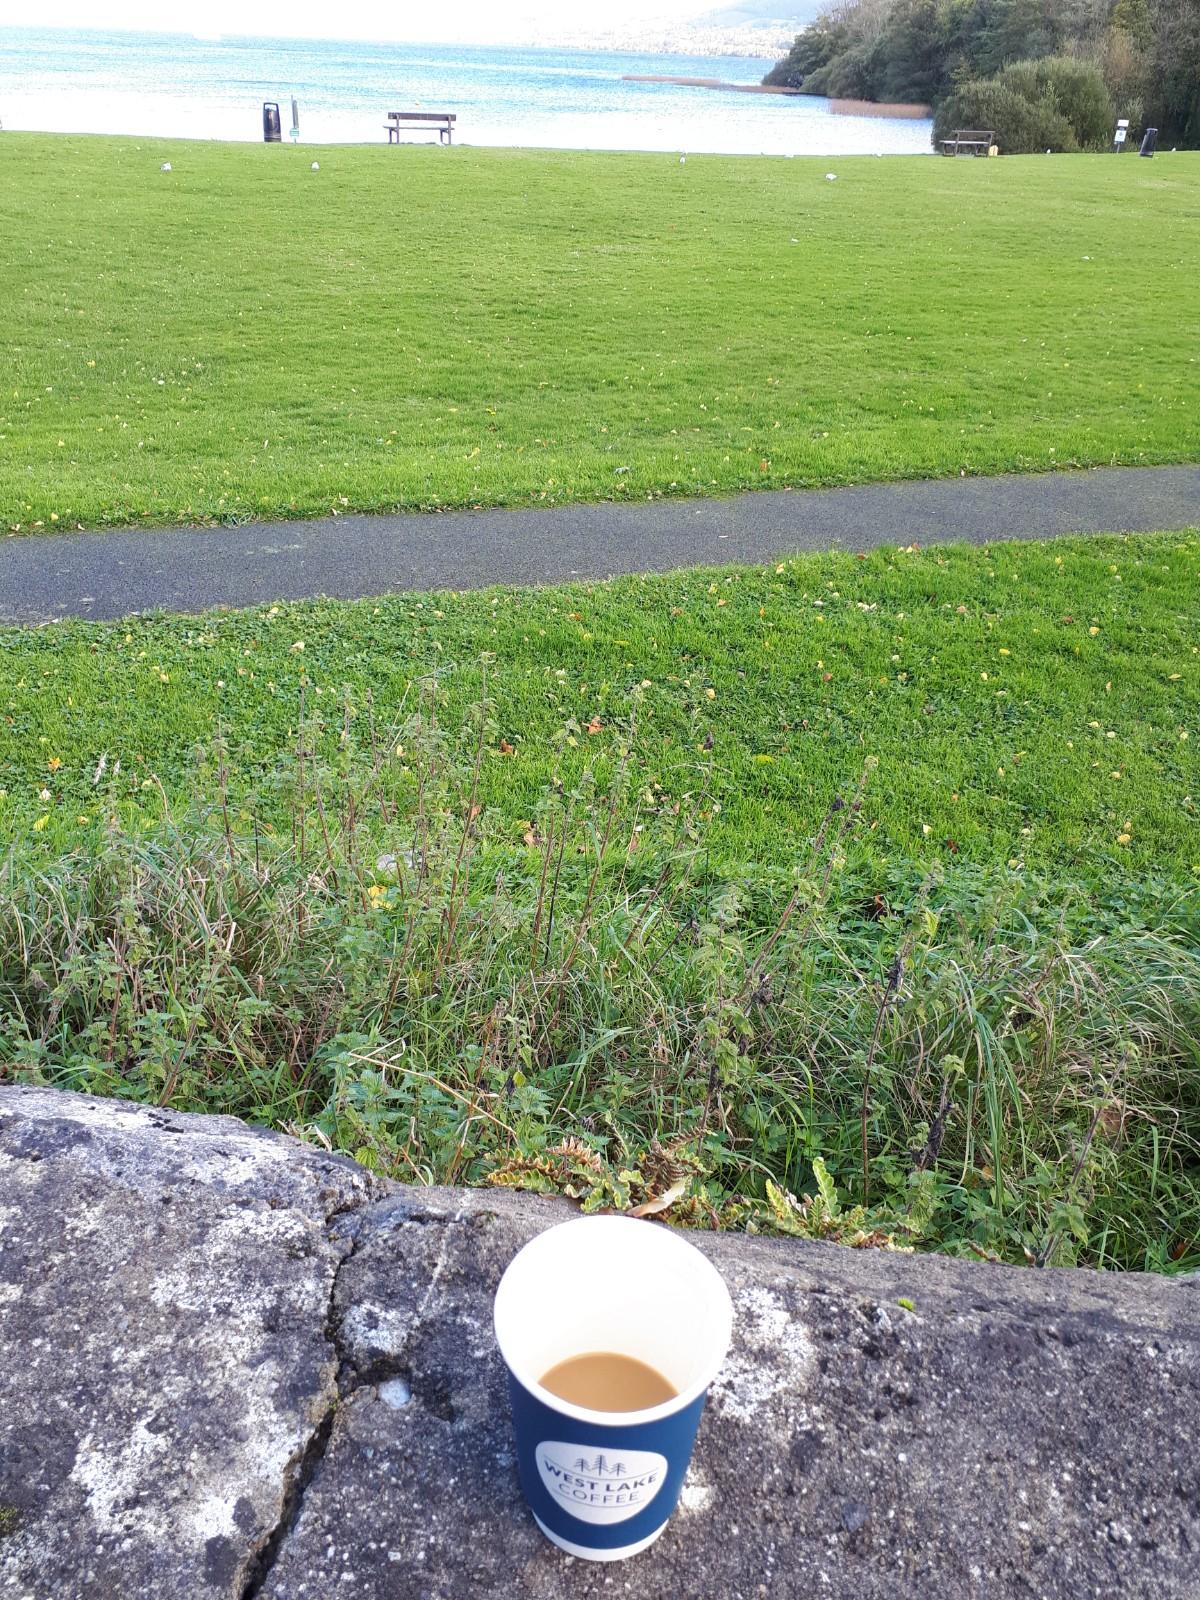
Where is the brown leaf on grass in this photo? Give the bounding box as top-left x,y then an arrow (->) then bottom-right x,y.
498,738 -> 515,755
1096,1101 -> 1127,1139
628,1180 -> 687,1218
586,716 -> 603,735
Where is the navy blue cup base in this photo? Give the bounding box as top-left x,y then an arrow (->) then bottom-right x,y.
507,1372 -> 708,1560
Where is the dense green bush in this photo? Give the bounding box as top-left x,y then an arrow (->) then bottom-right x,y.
764,0 -> 1110,105
934,57 -> 1114,154
1000,56 -> 1115,147
934,80 -> 1075,152
765,0 -> 1199,147
763,7 -> 856,91
805,37 -> 885,99
1149,0 -> 1200,145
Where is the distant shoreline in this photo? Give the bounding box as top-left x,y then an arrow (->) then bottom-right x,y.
623,75 -> 803,96
623,77 -> 932,119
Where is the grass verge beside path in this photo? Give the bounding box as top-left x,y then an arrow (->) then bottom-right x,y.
2,676 -> 1196,1274
2,532 -> 1196,879
1,532 -> 1197,1270
3,136 -> 1200,532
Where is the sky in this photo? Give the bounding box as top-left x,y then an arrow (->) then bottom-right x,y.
13,1 -> 721,42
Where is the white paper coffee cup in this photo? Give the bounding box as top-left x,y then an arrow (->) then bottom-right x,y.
493,1215 -> 733,1560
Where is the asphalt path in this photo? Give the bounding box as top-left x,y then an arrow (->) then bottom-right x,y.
2,465 -> 1197,624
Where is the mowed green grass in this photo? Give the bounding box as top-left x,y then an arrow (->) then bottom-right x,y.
3,134 -> 1199,532
2,532 -> 1196,882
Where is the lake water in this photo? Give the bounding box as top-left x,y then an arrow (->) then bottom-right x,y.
0,28 -> 933,156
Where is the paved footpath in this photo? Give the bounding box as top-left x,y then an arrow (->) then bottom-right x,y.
2,464 -> 1198,624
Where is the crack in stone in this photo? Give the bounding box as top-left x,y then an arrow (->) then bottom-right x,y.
236,1194 -> 376,1600
237,1193 -> 473,1598
237,1389 -> 339,1600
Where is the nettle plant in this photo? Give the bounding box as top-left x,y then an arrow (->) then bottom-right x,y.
1,684 -> 1197,1271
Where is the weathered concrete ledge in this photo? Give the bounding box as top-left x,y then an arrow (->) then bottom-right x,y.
0,1087 -> 1195,1599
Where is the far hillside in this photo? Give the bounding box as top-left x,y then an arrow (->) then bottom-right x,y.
765,0 -> 1200,152
698,1 -> 825,27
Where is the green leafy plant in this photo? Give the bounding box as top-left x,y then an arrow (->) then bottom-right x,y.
935,57 -> 1115,153
1,705 -> 1197,1272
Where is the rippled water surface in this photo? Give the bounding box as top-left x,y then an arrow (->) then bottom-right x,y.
0,27 -> 933,155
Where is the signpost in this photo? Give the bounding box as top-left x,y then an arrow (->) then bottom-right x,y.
1113,118 -> 1129,152
290,98 -> 300,143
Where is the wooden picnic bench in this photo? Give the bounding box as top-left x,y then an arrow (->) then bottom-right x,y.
385,111 -> 456,145
939,128 -> 995,155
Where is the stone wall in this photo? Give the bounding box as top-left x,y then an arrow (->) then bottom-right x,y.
0,1086 -> 1195,1598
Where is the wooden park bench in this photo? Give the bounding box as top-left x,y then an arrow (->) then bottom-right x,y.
385,111 -> 456,145
939,128 -> 995,155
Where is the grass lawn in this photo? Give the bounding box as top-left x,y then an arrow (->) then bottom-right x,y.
2,133 -> 1198,1271
3,134 -> 1200,532
1,531 -> 1196,881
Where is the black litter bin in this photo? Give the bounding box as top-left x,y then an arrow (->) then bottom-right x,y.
263,102 -> 281,143
1139,126 -> 1158,157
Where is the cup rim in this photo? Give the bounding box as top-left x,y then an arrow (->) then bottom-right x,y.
493,1214 -> 734,1426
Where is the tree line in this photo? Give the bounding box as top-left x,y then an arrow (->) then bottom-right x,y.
763,0 -> 1200,152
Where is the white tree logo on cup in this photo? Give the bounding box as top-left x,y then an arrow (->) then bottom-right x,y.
536,1444 -> 669,1525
